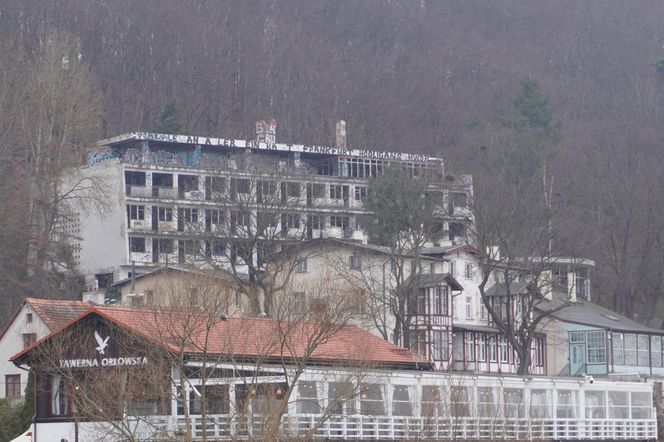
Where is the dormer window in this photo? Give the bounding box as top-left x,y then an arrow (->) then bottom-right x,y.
350,255 -> 362,270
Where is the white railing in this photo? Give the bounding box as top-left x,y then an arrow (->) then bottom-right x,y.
140,414 -> 657,440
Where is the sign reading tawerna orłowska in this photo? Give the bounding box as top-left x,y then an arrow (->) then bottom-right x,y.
58,330 -> 148,368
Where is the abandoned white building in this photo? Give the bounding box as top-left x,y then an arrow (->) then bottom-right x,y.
69,131 -> 473,290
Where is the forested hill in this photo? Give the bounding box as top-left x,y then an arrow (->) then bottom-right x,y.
1,1 -> 664,322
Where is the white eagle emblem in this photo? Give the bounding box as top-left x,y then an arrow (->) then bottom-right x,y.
94,331 -> 110,355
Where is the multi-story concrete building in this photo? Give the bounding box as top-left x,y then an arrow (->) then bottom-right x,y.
72,131 -> 473,287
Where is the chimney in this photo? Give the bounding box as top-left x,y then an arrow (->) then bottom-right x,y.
540,269 -> 553,300
335,120 -> 347,148
567,271 -> 577,302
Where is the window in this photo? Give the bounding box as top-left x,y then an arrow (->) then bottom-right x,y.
354,186 -> 367,201
480,304 -> 487,320
5,375 -> 20,398
210,241 -> 225,256
292,292 -> 306,314
297,382 -> 320,414
329,184 -> 343,199
392,385 -> 412,416
450,192 -> 467,208
530,389 -> 552,418
608,391 -> 629,419
155,238 -> 173,254
416,291 -> 426,315
50,375 -> 69,416
190,385 -> 229,415
612,332 -> 624,365
450,386 -> 471,417
158,207 -> 173,221
653,336 -> 662,367
179,207 -> 199,224
329,382 -> 355,414
310,183 -> 326,199
256,180 -> 276,203
449,261 -> 456,276
465,334 -> 475,361
412,330 -> 427,357
638,335 -> 649,366
504,388 -> 524,418
585,391 -> 606,419
235,291 -> 242,308
421,386 -> 443,417
477,334 -> 486,362
145,290 -> 154,305
26,313 -> 32,323
231,178 -> 250,195
499,336 -> 509,362
488,336 -> 497,362
127,204 -> 145,220
231,211 -> 251,231
282,181 -> 301,198
308,214 -> 323,230
349,254 -> 362,270
208,209 -> 224,226
129,237 -> 146,253
22,333 -> 36,349
631,392 -> 651,419
465,296 -> 473,319
329,215 -> 350,229
360,384 -> 385,415
624,334 -> 637,365
586,330 -> 606,364
282,213 -> 301,229
465,263 -> 472,279
556,390 -> 577,418
432,330 -> 448,361
189,288 -> 199,305
477,387 -> 496,417
296,258 -> 308,273
433,286 -> 447,315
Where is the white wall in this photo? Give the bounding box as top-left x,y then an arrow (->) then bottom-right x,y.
0,304 -> 50,399
68,161 -> 127,275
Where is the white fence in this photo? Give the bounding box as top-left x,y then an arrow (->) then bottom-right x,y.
143,414 -> 657,440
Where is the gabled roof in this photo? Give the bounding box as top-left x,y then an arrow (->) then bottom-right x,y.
12,306 -> 428,369
537,288 -> 664,334
294,238 -> 445,262
111,265 -> 246,287
0,298 -> 91,341
402,273 -> 464,291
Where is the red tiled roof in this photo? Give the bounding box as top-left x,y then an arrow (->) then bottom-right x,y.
0,298 -> 91,341
13,305 -> 426,369
26,298 -> 91,331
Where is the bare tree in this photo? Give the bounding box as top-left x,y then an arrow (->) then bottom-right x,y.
362,165 -> 450,347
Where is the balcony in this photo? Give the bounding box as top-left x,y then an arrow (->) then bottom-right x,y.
126,185 -> 152,198
153,187 -> 177,199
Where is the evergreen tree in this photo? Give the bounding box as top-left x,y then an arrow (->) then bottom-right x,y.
155,100 -> 183,134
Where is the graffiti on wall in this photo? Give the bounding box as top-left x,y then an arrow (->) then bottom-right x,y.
98,145 -> 227,169
87,149 -> 121,164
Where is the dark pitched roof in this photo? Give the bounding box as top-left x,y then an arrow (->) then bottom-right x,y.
12,306 -> 428,369
402,273 -> 463,291
537,287 -> 664,334
420,244 -> 480,257
483,280 -> 533,297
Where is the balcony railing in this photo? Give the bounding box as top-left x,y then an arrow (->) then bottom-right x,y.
137,414 -> 656,440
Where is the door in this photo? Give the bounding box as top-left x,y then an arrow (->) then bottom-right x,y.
570,342 -> 586,375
